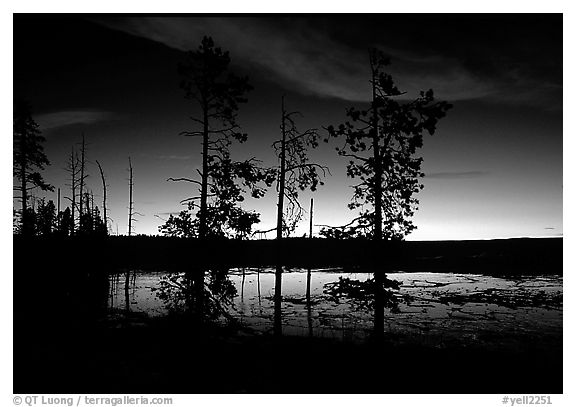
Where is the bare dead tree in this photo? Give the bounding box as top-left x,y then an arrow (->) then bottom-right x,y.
96,160 -> 108,234
128,157 -> 133,236
274,95 -> 328,239
64,147 -> 81,236
78,134 -> 88,231
272,95 -> 328,336
126,157 -> 144,236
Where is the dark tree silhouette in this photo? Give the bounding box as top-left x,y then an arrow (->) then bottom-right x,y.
64,147 -> 80,236
126,157 -> 143,236
175,35 -> 254,239
153,266 -> 237,322
159,149 -> 270,324
201,153 -> 269,239
161,154 -> 269,239
273,96 -> 327,238
162,36 -> 267,321
324,49 -> 451,240
36,198 -> 57,236
75,191 -> 105,236
13,101 -> 53,235
57,187 -> 61,232
78,135 -> 88,231
17,196 -> 95,238
306,198 -> 313,301
79,192 -> 93,235
158,209 -> 195,238
128,157 -> 134,236
324,49 -> 451,334
58,207 -> 73,236
96,160 -> 109,235
269,95 -> 327,335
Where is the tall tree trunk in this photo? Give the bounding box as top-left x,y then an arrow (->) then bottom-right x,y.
276,96 -> 287,241
79,134 -> 86,232
370,51 -> 385,335
192,96 -> 210,321
57,188 -> 60,233
85,193 -> 91,233
309,198 -> 314,238
370,54 -> 383,243
274,95 -> 287,337
70,147 -> 76,236
199,99 -> 209,240
306,198 -> 313,301
96,160 -> 107,234
128,157 -> 133,236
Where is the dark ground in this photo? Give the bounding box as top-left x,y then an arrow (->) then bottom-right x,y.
13,236 -> 563,393
15,323 -> 562,394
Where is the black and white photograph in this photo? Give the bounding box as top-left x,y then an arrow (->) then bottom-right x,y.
10,9 -> 568,399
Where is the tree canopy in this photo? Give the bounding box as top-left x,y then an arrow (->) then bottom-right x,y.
13,100 -> 53,235
162,36 -> 271,240
323,49 -> 452,241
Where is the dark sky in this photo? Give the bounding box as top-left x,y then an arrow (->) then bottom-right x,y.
13,14 -> 563,239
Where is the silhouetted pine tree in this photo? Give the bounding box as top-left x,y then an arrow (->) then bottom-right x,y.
58,207 -> 74,237
175,35 -> 255,239
324,49 -> 451,333
36,198 -> 57,236
162,36 -> 270,322
13,100 -> 53,235
324,49 -> 451,240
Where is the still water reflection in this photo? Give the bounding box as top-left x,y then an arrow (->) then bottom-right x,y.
107,268 -> 562,350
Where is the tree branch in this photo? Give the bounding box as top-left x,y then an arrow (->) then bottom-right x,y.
167,177 -> 202,186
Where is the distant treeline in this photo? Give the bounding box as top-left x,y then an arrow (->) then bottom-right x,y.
14,235 -> 562,276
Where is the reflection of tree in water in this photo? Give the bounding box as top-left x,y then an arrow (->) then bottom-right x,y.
322,273 -> 563,330
153,268 -> 237,322
323,275 -> 405,314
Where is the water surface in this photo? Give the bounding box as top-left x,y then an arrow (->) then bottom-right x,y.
107,268 -> 562,350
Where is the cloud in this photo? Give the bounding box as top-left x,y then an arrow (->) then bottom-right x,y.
94,17 -> 560,109
36,110 -> 116,131
95,17 -> 496,103
374,45 -> 495,102
426,171 -> 490,179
